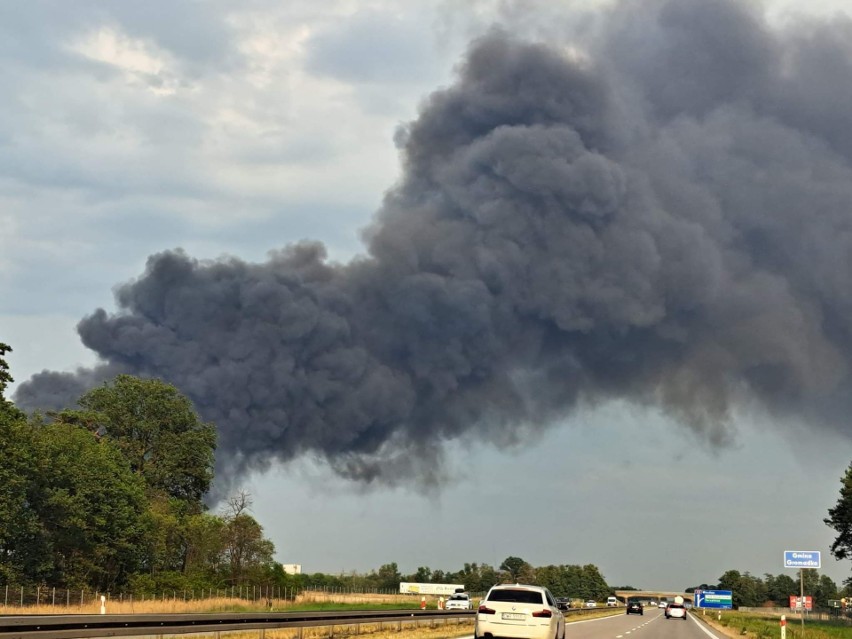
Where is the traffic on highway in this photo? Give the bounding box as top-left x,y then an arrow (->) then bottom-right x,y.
545,607 -> 722,639
473,586 -> 722,639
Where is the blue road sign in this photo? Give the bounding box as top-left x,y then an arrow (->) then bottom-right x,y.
784,550 -> 821,569
696,590 -> 733,609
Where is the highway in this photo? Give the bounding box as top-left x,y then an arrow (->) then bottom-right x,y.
469,608 -> 725,639
559,608 -> 723,638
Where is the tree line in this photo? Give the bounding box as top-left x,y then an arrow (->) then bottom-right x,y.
2,341 -> 852,601
348,557 -> 613,601
690,569 -> 848,608
0,343 -> 273,592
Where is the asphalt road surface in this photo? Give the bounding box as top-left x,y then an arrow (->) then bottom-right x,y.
562,608 -> 723,639
467,608 -> 725,639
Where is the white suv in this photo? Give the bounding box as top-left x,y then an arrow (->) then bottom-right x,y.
665,603 -> 687,620
476,584 -> 565,639
445,593 -> 472,610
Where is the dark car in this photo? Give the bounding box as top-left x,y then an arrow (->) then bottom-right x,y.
555,597 -> 570,611
626,601 -> 644,615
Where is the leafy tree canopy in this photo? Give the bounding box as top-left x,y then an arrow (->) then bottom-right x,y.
500,556 -> 530,582
0,342 -> 12,400
0,342 -> 22,419
62,375 -> 217,507
0,408 -> 42,584
826,462 -> 852,566
30,420 -> 149,590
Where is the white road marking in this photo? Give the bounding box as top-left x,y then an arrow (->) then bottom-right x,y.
690,615 -> 723,639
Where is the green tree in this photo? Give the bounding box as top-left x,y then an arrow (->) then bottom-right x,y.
814,574 -> 838,607
376,562 -> 402,590
184,512 -> 227,578
765,573 -> 798,606
221,493 -> 274,584
31,420 -> 148,589
718,570 -> 768,607
801,568 -> 820,595
0,343 -> 13,401
580,564 -> 610,601
500,556 -> 530,582
0,409 -> 45,584
0,343 -> 23,420
138,494 -> 189,576
718,570 -> 742,599
534,565 -> 563,595
72,375 -> 217,507
455,562 -> 499,593
741,572 -> 768,606
826,462 -> 852,570
410,566 -> 432,583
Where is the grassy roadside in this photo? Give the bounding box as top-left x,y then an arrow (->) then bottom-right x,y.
694,610 -> 852,639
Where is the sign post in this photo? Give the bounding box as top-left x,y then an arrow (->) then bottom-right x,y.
783,551 -> 821,635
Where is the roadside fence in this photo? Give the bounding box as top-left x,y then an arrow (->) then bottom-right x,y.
0,585 -> 450,613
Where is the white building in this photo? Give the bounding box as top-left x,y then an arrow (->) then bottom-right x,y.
281,563 -> 302,575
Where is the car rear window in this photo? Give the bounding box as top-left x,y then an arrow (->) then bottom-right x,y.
488,589 -> 544,604
669,604 -> 684,609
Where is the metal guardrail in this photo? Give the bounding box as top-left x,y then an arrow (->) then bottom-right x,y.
0,610 -> 475,639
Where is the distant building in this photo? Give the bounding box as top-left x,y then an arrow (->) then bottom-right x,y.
281,564 -> 302,575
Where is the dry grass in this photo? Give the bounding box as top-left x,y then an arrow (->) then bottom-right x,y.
295,593 -> 420,606
0,593 -> 430,616
3,596 -> 271,615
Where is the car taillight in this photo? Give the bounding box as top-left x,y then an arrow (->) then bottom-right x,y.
532,609 -> 552,618
478,605 -> 496,614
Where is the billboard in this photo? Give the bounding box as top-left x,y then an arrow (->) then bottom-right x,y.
399,582 -> 465,596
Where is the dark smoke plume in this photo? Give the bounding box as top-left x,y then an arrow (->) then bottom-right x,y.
16,0 -> 852,491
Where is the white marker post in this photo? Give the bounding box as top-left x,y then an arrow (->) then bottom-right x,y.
100,595 -> 106,615
780,614 -> 786,639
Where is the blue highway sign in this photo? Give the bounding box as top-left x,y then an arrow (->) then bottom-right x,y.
784,551 -> 821,569
695,590 -> 733,609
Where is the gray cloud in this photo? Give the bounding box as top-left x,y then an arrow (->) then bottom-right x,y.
15,0 -> 852,493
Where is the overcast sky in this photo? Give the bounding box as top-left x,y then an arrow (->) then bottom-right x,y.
3,0 -> 852,591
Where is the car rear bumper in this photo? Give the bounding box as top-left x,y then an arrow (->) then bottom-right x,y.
476,619 -> 556,639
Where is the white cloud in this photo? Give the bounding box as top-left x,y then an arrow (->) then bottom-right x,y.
69,25 -> 182,96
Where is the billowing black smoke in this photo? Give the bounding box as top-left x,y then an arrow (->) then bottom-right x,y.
16,0 -> 852,490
